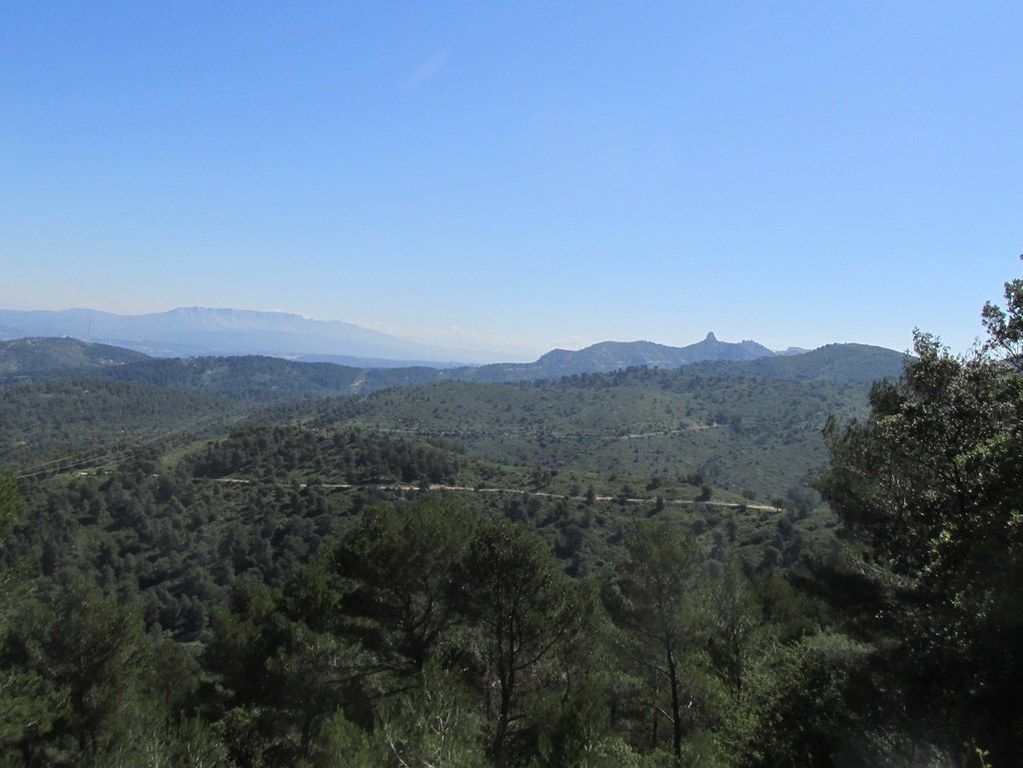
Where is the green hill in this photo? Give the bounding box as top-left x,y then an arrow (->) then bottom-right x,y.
0,378 -> 247,472
303,366 -> 870,500
0,337 -> 906,401
453,333 -> 778,382
686,343 -> 909,383
0,337 -> 149,381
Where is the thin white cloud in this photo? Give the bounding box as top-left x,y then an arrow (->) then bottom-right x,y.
405,49 -> 451,89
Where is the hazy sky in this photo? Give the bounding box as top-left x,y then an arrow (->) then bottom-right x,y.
2,2 -> 1021,358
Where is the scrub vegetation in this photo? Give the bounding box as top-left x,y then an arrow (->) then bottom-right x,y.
1,273 -> 1021,766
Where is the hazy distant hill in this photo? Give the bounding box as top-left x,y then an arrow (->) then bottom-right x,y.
0,307 -> 501,364
0,337 -> 908,401
0,337 -> 148,380
0,339 -> 446,400
0,307 -> 818,373
686,343 -> 909,383
93,355 -> 446,401
444,338 -> 903,386
452,333 -> 777,383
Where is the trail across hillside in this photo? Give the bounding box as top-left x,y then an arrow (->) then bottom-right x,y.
213,477 -> 782,512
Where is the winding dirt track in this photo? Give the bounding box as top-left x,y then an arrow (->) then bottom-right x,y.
214,477 -> 782,512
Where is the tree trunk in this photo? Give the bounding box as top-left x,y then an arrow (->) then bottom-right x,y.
667,645 -> 682,763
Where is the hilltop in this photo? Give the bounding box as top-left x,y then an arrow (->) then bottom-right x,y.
1,307 -> 821,371
455,333 -> 779,382
686,342 -> 909,383
0,337 -> 148,380
0,335 -> 896,500
0,336 -> 906,402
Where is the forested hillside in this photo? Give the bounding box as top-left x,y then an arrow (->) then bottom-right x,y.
0,337 -> 905,398
305,367 -> 869,501
0,379 -> 247,471
1,275 -> 1020,766
0,340 -> 889,501
0,338 -> 148,381
685,343 -> 908,383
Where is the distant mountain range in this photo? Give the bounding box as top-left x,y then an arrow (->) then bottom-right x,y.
0,307 -> 817,371
0,335 -> 908,400
0,307 -> 501,365
459,333 -> 810,382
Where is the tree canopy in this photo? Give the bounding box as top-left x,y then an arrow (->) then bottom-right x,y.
817,269 -> 1023,763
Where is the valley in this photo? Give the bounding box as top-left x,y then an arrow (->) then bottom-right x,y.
1,320 -> 1017,767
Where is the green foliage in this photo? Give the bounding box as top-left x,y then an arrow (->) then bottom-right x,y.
302,710 -> 378,768
375,664 -> 487,768
532,681 -> 644,768
0,337 -> 148,381
193,424 -> 457,485
0,465 -> 20,542
196,498 -> 618,767
602,519 -> 710,761
0,665 -> 64,764
705,557 -> 762,693
320,368 -> 869,500
458,514 -> 589,764
687,343 -> 908,384
0,378 -> 244,470
325,497 -> 474,674
820,332 -> 1023,586
0,578 -> 184,767
981,262 -> 1023,368
85,355 -> 370,401
727,633 -> 873,767
817,277 -> 1023,763
10,295 -> 1015,766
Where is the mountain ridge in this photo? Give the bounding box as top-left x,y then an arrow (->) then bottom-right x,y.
0,307 -> 505,364
1,307 -> 814,371
460,333 -> 779,382
0,336 -> 907,399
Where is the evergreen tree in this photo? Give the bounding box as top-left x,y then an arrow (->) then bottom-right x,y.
817,270 -> 1023,763
602,519 -> 713,763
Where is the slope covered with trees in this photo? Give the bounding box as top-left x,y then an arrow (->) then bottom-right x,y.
0,338 -> 148,382
2,270 -> 1021,766
0,379 -> 247,471
307,367 -> 868,501
0,336 -> 906,398
686,343 -> 908,383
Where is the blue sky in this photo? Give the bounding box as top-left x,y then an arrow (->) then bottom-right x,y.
2,2 -> 1021,359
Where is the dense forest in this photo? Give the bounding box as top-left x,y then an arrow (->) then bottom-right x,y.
1,274 -> 1021,766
